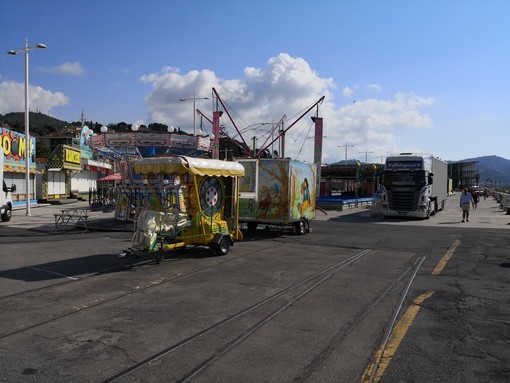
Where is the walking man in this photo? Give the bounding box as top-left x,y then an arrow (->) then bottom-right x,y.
471,190 -> 479,210
460,188 -> 474,222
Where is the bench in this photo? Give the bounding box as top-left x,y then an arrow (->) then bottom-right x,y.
52,208 -> 90,232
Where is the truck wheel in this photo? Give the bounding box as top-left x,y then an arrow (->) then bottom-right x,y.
295,218 -> 306,235
216,236 -> 230,256
1,205 -> 12,222
247,222 -> 258,232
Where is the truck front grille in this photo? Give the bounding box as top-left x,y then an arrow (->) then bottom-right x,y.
388,190 -> 419,211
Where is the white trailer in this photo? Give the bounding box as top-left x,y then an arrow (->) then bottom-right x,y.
381,153 -> 448,219
0,149 -> 16,222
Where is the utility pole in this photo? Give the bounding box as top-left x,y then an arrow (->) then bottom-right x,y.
375,154 -> 385,164
359,150 -> 374,163
338,144 -> 354,164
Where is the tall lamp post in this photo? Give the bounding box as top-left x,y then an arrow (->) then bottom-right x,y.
338,144 -> 354,164
7,37 -> 47,216
180,93 -> 209,135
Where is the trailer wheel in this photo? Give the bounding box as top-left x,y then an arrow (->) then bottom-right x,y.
295,218 -> 306,235
216,236 -> 230,256
1,204 -> 12,222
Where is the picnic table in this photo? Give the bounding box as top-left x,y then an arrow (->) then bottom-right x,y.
52,207 -> 90,231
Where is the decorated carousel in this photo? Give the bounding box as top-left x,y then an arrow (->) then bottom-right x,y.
88,125 -> 214,221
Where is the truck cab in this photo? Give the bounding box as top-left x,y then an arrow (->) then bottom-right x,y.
381,153 -> 447,219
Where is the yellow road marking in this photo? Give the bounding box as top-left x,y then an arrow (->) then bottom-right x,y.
432,239 -> 460,275
360,291 -> 434,383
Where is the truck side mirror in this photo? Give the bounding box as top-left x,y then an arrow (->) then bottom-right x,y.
10,184 -> 16,193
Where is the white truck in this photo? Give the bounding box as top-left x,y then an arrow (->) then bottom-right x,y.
0,149 -> 16,222
381,153 -> 448,219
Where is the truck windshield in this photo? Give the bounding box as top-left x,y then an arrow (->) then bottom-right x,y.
383,171 -> 426,187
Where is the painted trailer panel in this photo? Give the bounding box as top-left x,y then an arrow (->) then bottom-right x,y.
238,158 -> 316,228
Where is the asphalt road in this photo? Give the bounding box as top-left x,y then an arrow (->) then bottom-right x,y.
0,196 -> 508,382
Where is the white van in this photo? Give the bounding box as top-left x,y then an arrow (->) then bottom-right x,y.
0,149 -> 16,222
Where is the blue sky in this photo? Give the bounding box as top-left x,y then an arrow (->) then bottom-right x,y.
1,0 -> 509,164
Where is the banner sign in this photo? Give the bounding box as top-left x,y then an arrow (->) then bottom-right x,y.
134,133 -> 170,146
386,161 -> 423,170
0,127 -> 36,165
89,132 -> 212,152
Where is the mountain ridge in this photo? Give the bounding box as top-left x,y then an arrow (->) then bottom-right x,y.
458,155 -> 510,187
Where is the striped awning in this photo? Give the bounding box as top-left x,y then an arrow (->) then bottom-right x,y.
3,165 -> 38,174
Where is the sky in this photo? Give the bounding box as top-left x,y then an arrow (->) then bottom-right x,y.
1,0 -> 509,164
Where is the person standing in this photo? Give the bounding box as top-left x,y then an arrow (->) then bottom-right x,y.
471,190 -> 479,210
460,188 -> 474,222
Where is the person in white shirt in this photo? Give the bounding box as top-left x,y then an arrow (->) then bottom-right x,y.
459,188 -> 474,222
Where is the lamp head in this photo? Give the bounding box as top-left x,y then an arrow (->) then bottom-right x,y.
7,50 -> 17,55
36,44 -> 47,49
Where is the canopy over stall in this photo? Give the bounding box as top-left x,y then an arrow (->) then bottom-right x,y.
134,156 -> 245,177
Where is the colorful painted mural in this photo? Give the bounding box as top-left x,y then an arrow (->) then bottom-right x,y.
0,127 -> 36,171
239,159 -> 316,223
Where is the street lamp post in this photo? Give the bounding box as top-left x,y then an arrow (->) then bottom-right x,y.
180,93 -> 209,135
7,37 -> 47,216
338,144 -> 354,164
359,150 -> 374,163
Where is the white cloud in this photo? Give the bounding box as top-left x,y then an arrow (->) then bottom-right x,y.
140,53 -> 434,164
367,83 -> 382,92
0,81 -> 69,114
41,62 -> 84,75
342,86 -> 356,97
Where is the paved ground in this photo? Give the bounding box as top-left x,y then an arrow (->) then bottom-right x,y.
318,193 -> 510,229
1,194 -> 508,383
10,193 -> 510,231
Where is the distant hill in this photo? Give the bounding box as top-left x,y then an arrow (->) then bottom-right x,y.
459,155 -> 510,187
0,112 -> 75,136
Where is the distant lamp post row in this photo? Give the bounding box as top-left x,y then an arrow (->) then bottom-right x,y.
7,37 -> 47,216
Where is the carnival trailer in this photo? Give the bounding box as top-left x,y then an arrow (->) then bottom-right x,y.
238,158 -> 317,234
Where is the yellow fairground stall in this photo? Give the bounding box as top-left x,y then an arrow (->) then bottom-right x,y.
121,156 -> 245,262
